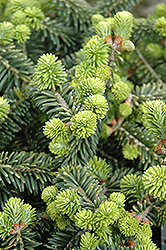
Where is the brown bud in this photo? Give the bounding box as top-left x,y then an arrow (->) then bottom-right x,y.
127,240 -> 136,249
116,116 -> 124,125
162,138 -> 166,148
108,126 -> 114,134
105,35 -> 113,47
119,40 -> 135,52
154,141 -> 162,151
41,212 -> 49,220
10,221 -> 26,235
113,35 -> 123,46
110,118 -> 117,126
99,179 -> 107,185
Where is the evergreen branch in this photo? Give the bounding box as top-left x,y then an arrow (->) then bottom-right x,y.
47,227 -> 81,250
128,49 -> 164,85
133,18 -> 158,42
0,151 -> 55,197
133,82 -> 166,103
57,122 -> 102,166
115,122 -> 161,168
51,0 -> 93,31
0,45 -> 34,94
54,165 -> 106,209
105,167 -> 140,196
136,48 -> 164,85
41,18 -> 79,53
29,83 -> 79,123
0,55 -> 20,79
53,91 -> 72,114
95,0 -> 143,17
0,89 -> 37,150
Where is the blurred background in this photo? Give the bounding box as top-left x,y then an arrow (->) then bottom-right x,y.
86,0 -> 166,17
131,0 -> 165,17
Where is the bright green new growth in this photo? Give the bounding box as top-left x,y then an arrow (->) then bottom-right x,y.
91,14 -> 105,26
77,77 -> 106,97
4,0 -> 40,15
11,6 -> 44,30
87,155 -> 111,181
55,213 -> 71,230
14,24 -> 31,43
142,100 -> 166,140
45,201 -> 58,220
84,35 -> 110,67
80,232 -> 99,250
94,201 -> 119,226
49,140 -> 71,157
143,165 -> 166,200
75,62 -> 96,80
120,174 -> 144,200
95,21 -> 112,37
0,1 -> 164,248
0,212 -> 12,240
122,144 -> 139,160
24,6 -> 44,30
111,81 -> 130,103
135,239 -> 158,250
75,62 -> 110,81
155,3 -> 166,17
109,192 -> 125,208
0,97 -> 10,121
11,10 -> 27,25
35,53 -> 67,90
158,204 -> 166,226
0,21 -> 14,44
71,110 -> 97,138
0,197 -> 36,240
121,40 -> 135,52
75,209 -> 94,230
45,188 -> 81,225
84,94 -> 108,120
94,65 -> 111,81
146,43 -> 163,59
41,185 -> 58,205
154,17 -> 166,37
100,122 -> 111,139
54,189 -> 80,220
113,11 -> 134,40
43,118 -> 70,142
46,201 -> 71,229
3,197 -> 36,225
135,223 -> 152,240
118,103 -> 132,117
118,215 -> 139,236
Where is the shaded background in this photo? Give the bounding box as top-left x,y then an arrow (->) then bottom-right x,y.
132,0 -> 165,17
86,0 -> 165,17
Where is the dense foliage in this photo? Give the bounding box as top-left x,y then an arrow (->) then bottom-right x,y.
0,0 -> 166,249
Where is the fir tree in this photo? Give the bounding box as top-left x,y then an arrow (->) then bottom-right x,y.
0,0 -> 166,249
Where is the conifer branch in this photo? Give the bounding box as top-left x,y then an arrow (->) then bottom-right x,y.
0,55 -> 21,79
52,90 -> 72,114
0,1 -> 165,248
136,48 -> 164,85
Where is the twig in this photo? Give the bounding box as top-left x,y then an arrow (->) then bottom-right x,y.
51,90 -> 72,113
136,48 -> 164,85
